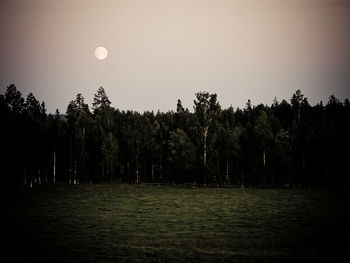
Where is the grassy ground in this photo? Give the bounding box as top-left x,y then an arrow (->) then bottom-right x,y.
5,184 -> 349,262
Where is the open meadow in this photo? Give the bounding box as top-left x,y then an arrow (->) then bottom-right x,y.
5,184 -> 349,262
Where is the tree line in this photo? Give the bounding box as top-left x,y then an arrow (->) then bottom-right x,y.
1,84 -> 349,191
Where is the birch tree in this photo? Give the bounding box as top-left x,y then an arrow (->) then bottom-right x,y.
193,92 -> 220,184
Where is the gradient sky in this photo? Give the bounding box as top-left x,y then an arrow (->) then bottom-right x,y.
1,0 -> 350,113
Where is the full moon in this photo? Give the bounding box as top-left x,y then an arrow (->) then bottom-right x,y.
95,46 -> 108,60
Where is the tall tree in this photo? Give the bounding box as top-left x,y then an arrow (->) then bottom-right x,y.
24,92 -> 47,186
93,87 -> 113,132
92,87 -> 115,182
291,90 -> 308,122
66,93 -> 91,184
25,93 -> 41,117
5,84 -> 24,114
193,92 -> 221,184
176,99 -> 185,113
93,86 -> 111,111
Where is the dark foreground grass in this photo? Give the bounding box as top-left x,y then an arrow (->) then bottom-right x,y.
4,184 -> 349,262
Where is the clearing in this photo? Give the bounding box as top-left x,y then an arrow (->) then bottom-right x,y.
5,184 -> 348,262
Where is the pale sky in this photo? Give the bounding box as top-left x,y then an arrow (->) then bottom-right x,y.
1,0 -> 350,113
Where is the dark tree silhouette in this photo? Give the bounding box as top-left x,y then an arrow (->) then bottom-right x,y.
1,84 -> 349,190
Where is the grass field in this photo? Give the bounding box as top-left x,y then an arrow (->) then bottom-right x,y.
5,184 -> 349,262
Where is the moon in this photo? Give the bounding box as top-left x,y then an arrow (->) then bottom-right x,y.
95,47 -> 108,60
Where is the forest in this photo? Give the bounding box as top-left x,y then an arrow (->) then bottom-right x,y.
1,84 -> 349,191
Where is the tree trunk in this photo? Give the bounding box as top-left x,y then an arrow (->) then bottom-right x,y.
263,149 -> 266,167
226,159 -> 230,184
69,168 -> 72,184
203,126 -> 208,186
110,160 -> 114,183
74,161 -> 77,184
203,126 -> 208,166
53,151 -> 56,183
152,164 -> 154,182
106,165 -> 110,184
136,153 -> 139,183
241,172 -> 244,189
127,162 -> 130,183
263,149 -> 266,186
38,167 -> 41,185
120,163 -> 124,184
